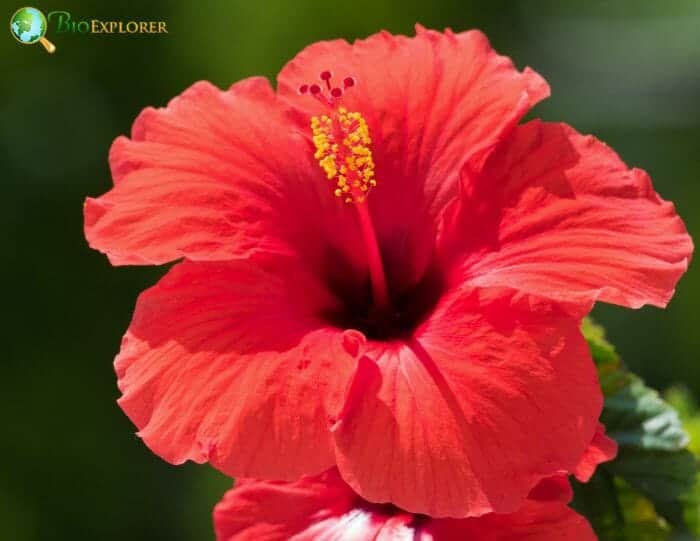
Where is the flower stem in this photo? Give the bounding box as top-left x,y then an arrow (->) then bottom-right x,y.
355,202 -> 391,312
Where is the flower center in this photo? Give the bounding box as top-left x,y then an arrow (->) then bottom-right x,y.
300,71 -> 446,339
300,70 -> 388,313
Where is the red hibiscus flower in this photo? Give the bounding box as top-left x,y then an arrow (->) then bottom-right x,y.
84,26 -> 692,517
214,428 -> 616,539
212,467 -> 598,540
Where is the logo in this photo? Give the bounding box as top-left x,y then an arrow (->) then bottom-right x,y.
49,11 -> 168,35
9,7 -> 169,53
10,6 -> 56,53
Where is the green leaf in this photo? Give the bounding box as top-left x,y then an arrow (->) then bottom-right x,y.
663,386 -> 700,536
665,387 -> 700,456
582,318 -> 629,395
572,473 -> 670,540
576,318 -> 699,538
680,475 -> 700,537
606,448 -> 697,526
582,318 -> 619,366
603,377 -> 689,452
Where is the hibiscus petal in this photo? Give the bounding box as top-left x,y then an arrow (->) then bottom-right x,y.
441,120 -> 693,309
85,77 -> 365,270
423,500 -> 596,540
213,469 -> 595,541
574,423 -> 618,482
115,259 -> 359,479
529,424 -> 616,504
528,475 -> 574,504
332,288 -> 602,518
213,473 -> 350,540
277,26 -> 548,290
213,470 -> 392,541
528,423 -> 617,505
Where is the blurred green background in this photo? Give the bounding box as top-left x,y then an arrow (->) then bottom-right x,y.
1,0 -> 697,539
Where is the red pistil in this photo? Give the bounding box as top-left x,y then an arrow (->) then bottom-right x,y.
298,70 -> 356,107
355,201 -> 391,312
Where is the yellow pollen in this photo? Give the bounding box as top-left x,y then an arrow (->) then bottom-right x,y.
310,108 -> 377,203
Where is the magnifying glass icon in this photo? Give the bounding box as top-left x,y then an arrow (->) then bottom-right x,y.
10,7 -> 56,54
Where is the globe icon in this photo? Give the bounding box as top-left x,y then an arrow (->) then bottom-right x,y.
10,7 -> 55,53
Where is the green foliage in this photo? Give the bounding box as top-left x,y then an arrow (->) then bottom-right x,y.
663,387 -> 700,538
603,377 -> 688,451
666,387 -> 700,456
574,474 -> 671,540
576,319 -> 700,540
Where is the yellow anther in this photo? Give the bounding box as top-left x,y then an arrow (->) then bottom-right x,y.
310,108 -> 377,204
